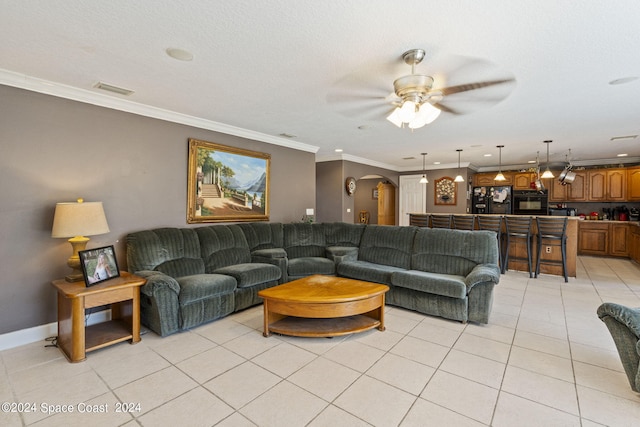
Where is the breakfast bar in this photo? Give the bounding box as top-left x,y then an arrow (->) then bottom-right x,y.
409,213 -> 578,279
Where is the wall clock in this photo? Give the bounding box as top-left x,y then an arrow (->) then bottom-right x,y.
345,177 -> 357,196
435,176 -> 456,205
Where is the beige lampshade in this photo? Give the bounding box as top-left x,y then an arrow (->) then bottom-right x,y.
51,199 -> 110,238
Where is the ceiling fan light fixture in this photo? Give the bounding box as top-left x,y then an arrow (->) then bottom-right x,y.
386,108 -> 403,127
398,100 -> 417,122
408,102 -> 441,129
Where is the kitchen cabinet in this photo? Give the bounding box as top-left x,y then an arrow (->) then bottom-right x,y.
549,170 -> 588,202
578,222 -> 609,255
473,172 -> 513,186
578,221 -> 630,257
589,169 -> 626,201
630,225 -> 640,264
513,172 -> 535,190
628,168 -> 640,201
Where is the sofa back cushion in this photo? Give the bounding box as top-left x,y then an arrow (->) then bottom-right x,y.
237,222 -> 284,251
324,222 -> 366,247
283,223 -> 326,258
196,225 -> 252,272
411,228 -> 498,276
358,225 -> 416,269
126,228 -> 204,278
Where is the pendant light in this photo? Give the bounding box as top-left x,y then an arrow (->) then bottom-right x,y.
454,149 -> 465,182
494,145 -> 506,181
541,140 -> 554,179
419,153 -> 428,184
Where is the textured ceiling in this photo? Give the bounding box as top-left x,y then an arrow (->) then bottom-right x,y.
1,0 -> 639,172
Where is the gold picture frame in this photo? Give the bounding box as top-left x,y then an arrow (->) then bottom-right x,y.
435,176 -> 457,205
187,138 -> 270,223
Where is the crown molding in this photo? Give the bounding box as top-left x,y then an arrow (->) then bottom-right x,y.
0,69 -> 319,154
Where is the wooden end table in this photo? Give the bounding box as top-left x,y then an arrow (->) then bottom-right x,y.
258,275 -> 389,338
51,272 -> 146,362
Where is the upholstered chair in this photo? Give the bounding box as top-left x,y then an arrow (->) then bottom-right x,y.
597,302 -> 640,392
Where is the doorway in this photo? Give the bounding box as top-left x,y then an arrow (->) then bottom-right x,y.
399,174 -> 427,226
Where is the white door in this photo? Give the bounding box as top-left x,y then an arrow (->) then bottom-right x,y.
399,174 -> 427,226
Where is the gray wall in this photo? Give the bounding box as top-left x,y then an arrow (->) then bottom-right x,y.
0,85 -> 316,335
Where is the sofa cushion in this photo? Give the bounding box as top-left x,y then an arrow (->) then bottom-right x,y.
177,274 -> 237,305
237,222 -> 284,251
283,223 -> 327,258
324,222 -> 365,247
197,225 -> 252,271
214,263 -> 282,288
358,225 -> 417,269
411,228 -> 498,276
391,270 -> 467,299
288,257 -> 336,276
337,260 -> 406,286
155,258 -> 205,278
126,228 -> 202,273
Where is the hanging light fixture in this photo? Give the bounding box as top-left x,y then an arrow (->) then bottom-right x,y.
454,149 -> 465,182
419,153 -> 428,184
495,145 -> 506,181
541,140 -> 555,178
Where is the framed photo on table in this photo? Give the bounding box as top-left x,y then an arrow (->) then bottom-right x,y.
79,245 -> 120,286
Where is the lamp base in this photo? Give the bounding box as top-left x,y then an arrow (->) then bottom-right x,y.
65,272 -> 85,282
65,236 -> 90,283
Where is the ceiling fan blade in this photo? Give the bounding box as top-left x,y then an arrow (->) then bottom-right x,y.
439,78 -> 515,96
433,103 -> 461,115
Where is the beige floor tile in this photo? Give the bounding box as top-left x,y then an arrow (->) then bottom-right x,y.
390,335 -> 449,368
349,327 -> 404,351
114,366 -> 197,415
239,381 -> 327,427
573,360 -> 638,401
307,405 -> 370,427
223,329 -> 282,359
204,361 -> 281,409
137,386 -> 234,427
408,322 -> 462,347
512,329 -> 571,359
400,398 -> 486,427
334,375 -> 416,427
570,341 -> 623,372
501,365 -> 579,415
251,341 -> 316,378
383,311 -> 421,334
366,352 -> 435,395
463,322 -> 515,345
277,334 -> 348,355
439,349 -> 506,388
9,356 -> 93,397
322,340 -> 385,373
492,391 -> 580,427
193,317 -> 255,345
214,412 -> 257,427
453,333 -> 511,363
287,356 -> 360,402
146,330 -> 218,364
508,346 -> 575,382
176,346 -> 245,384
420,370 -> 499,425
577,385 -> 640,426
515,316 -> 567,340
88,345 -> 171,389
1,341 -> 63,373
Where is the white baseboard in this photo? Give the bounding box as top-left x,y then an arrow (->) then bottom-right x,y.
0,310 -> 111,352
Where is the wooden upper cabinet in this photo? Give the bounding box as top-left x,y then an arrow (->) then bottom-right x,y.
473,172 -> 513,186
589,169 -> 626,201
628,167 -> 640,201
513,172 -> 535,190
548,174 -> 566,202
564,171 -> 588,201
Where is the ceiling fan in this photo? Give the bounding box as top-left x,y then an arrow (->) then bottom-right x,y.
327,48 -> 516,129
386,48 -> 515,129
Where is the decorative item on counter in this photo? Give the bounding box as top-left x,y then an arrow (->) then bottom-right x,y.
630,208 -> 639,221
590,211 -> 599,220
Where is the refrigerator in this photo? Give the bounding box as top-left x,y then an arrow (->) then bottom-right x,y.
472,186 -> 512,214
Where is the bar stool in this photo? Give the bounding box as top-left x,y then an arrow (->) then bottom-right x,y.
430,214 -> 452,229
535,217 -> 569,282
503,216 -> 535,277
477,215 -> 505,274
452,215 -> 476,230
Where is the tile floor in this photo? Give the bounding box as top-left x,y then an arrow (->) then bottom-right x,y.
2,256 -> 640,426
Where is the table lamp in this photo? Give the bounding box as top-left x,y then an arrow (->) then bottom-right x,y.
51,198 -> 110,282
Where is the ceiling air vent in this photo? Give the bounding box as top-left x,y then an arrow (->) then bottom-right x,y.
93,82 -> 134,96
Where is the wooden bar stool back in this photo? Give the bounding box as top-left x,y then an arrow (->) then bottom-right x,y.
535,217 -> 569,282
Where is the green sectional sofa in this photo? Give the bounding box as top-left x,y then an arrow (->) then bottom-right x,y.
126,222 -> 500,336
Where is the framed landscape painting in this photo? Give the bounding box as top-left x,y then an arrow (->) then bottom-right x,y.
187,138 -> 270,223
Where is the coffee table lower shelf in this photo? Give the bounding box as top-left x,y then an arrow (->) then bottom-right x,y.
267,314 -> 382,338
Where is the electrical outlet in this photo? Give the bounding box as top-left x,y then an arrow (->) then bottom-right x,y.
545,246 -> 552,253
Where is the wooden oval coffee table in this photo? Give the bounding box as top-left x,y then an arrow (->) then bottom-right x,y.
258,275 -> 389,338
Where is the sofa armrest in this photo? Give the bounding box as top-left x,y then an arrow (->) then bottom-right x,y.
597,303 -> 640,339
134,270 -> 181,297
250,250 -> 288,283
326,246 -> 359,264
464,264 -> 500,291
